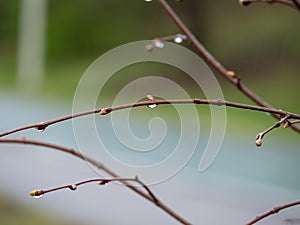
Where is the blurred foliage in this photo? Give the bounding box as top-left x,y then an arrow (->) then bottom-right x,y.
0,194 -> 79,225
0,1 -> 299,109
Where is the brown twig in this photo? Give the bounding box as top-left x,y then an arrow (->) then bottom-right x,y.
246,200 -> 300,225
239,0 -> 300,11
155,0 -> 300,133
0,138 -> 191,225
30,177 -> 158,204
145,33 -> 187,52
284,119 -> 300,128
255,114 -> 290,146
1,98 -> 299,145
0,109 -> 101,137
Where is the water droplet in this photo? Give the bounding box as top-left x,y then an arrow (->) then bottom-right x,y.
69,184 -> 77,191
173,34 -> 187,44
35,123 -> 47,131
33,195 -> 43,199
147,104 -> 157,109
146,94 -> 157,109
154,40 -> 164,48
144,0 -> 152,2
265,112 -> 271,116
255,139 -> 262,147
174,37 -> 183,43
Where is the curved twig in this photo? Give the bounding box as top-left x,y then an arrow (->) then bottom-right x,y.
239,0 -> 300,11
1,98 -> 299,146
255,114 -> 290,146
246,200 -> 300,225
0,138 -> 191,225
30,177 -> 158,204
155,0 -> 300,133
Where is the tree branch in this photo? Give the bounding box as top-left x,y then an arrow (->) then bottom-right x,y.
246,200 -> 300,225
155,0 -> 300,133
1,98 -> 299,145
30,177 -> 158,204
255,114 -> 290,146
239,0 -> 300,11
0,138 -> 191,225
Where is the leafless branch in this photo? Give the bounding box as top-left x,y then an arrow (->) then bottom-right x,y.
1,98 -> 299,145
30,177 -> 158,204
239,0 -> 300,11
0,138 -> 191,225
246,200 -> 300,225
255,114 -> 290,146
155,0 -> 300,133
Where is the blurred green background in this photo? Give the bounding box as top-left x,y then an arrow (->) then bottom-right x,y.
1,0 -> 299,124
0,0 -> 299,224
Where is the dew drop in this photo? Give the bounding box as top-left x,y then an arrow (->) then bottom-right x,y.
154,40 -> 164,48
146,94 -> 157,109
173,34 -> 186,44
174,37 -> 183,43
69,184 -> 77,191
147,104 -> 157,109
33,195 -> 43,199
35,123 -> 47,132
144,0 -> 152,2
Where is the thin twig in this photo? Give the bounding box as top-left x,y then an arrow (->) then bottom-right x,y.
246,200 -> 300,225
155,0 -> 300,133
0,109 -> 101,137
30,177 -> 158,204
255,114 -> 290,146
1,98 -> 299,138
145,33 -> 187,52
284,119 -> 300,128
239,0 -> 300,11
0,138 -> 191,225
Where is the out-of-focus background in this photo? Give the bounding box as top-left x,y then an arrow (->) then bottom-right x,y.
0,1 -> 299,225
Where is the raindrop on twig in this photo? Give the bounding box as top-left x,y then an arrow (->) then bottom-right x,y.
173,34 -> 187,43
146,94 -> 157,109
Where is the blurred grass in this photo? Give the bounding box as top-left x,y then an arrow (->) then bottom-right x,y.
0,194 -> 78,225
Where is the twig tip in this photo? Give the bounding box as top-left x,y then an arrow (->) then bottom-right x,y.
30,189 -> 44,198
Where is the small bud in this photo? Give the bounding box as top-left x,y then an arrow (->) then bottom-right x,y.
35,123 -> 48,131
226,70 -> 237,78
69,184 -> 77,191
30,189 -> 44,197
256,139 -> 262,147
99,108 -> 111,115
146,94 -> 155,101
284,122 -> 290,128
99,180 -> 109,185
239,0 -> 251,6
